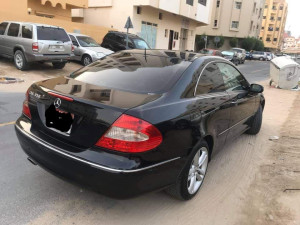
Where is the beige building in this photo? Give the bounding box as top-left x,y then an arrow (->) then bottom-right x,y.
196,0 -> 265,50
74,0 -> 212,51
0,0 -> 112,42
259,0 -> 288,51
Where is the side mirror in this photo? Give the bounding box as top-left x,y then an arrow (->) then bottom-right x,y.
72,41 -> 79,47
250,84 -> 264,93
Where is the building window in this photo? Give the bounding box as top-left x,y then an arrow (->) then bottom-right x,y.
265,5 -> 268,9
216,0 -> 220,8
276,27 -> 279,31
260,37 -> 262,40
231,21 -> 239,29
174,32 -> 179,40
198,0 -> 207,6
256,25 -> 259,30
266,37 -> 271,42
165,29 -> 168,37
273,38 -> 278,41
268,27 -> 273,31
259,8 -> 262,18
278,17 -> 281,21
263,16 -> 266,19
137,6 -> 141,14
159,13 -> 163,20
253,2 -> 256,13
270,16 -> 274,20
272,5 -> 277,10
214,20 -> 218,27
279,5 -> 283,10
261,27 -> 264,30
235,1 -> 242,9
186,0 -> 194,6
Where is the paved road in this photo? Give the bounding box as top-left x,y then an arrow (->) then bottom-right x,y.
0,61 -> 271,225
238,60 -> 270,83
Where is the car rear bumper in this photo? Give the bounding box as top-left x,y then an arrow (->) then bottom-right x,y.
26,53 -> 74,63
15,118 -> 182,199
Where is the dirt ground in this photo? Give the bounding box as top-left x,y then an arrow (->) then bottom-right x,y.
0,58 -> 299,225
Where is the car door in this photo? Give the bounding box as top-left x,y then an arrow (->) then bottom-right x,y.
0,22 -> 9,56
216,62 -> 258,140
69,35 -> 81,61
6,23 -> 21,57
194,62 -> 232,153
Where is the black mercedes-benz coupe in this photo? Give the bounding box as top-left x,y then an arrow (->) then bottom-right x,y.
15,50 -> 265,200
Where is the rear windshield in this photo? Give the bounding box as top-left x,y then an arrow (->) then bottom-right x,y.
232,49 -> 242,53
37,26 -> 69,42
70,51 -> 191,94
200,49 -> 214,54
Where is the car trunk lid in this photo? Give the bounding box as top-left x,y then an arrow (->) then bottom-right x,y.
28,76 -> 161,151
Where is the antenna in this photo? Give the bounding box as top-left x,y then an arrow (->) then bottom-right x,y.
144,48 -> 147,62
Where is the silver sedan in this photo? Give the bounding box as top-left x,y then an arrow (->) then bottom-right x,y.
68,33 -> 113,66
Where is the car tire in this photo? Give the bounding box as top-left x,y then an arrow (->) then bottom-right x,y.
259,57 -> 264,61
82,55 -> 92,66
246,105 -> 262,135
14,50 -> 28,71
165,140 -> 210,200
52,62 -> 66,69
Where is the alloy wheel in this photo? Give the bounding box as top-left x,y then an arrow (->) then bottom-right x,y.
15,54 -> 23,69
187,147 -> 209,194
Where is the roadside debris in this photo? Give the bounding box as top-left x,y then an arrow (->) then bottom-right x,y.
269,136 -> 279,141
0,77 -> 24,84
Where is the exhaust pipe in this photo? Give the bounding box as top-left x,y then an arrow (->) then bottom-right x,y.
27,157 -> 37,166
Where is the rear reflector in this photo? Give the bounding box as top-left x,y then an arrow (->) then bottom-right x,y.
32,42 -> 39,52
95,114 -> 162,153
48,92 -> 73,102
23,90 -> 31,119
72,44 -> 75,52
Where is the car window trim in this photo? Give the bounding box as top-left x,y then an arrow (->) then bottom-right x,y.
194,60 -> 229,97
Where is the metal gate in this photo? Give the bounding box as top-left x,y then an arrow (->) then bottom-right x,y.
141,21 -> 157,49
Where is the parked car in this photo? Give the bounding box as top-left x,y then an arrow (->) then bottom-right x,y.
0,21 -> 73,70
101,31 -> 150,52
68,33 -> 113,66
266,52 -> 275,61
15,50 -> 265,200
199,48 -> 223,57
246,51 -> 253,60
252,51 -> 268,61
231,48 -> 246,64
222,50 -> 240,66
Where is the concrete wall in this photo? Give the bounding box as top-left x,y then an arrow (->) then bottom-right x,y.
0,1 -> 112,43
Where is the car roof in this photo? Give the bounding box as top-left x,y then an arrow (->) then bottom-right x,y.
3,21 -> 62,28
118,49 -> 206,62
107,31 -> 142,39
68,33 -> 89,37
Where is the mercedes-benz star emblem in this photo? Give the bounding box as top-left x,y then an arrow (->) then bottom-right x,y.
54,98 -> 61,108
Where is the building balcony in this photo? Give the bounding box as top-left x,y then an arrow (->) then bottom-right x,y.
71,9 -> 84,18
41,0 -> 88,9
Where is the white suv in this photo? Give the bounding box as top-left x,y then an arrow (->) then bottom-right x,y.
0,21 -> 73,70
231,48 -> 246,64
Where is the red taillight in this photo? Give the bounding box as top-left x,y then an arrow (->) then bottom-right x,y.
71,44 -> 75,52
96,114 -> 163,153
32,42 -> 39,52
23,90 -> 31,119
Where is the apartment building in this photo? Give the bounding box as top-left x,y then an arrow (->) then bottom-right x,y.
0,0 -> 112,42
73,0 -> 212,51
196,0 -> 265,50
259,0 -> 288,51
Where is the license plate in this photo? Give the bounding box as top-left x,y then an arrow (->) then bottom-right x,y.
49,45 -> 64,50
45,104 -> 74,133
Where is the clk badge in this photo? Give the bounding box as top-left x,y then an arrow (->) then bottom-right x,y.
54,98 -> 61,108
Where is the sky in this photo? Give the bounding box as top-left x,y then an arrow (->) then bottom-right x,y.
285,0 -> 300,37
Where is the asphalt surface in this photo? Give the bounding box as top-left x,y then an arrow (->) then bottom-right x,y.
0,60 -> 271,225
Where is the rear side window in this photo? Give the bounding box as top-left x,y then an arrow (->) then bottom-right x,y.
69,35 -> 79,46
7,23 -> 20,37
195,63 -> 225,95
104,33 -> 115,41
0,22 -> 8,35
22,25 -> 33,39
37,27 -> 69,42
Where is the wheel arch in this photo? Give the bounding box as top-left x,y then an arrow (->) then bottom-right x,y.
203,135 -> 214,158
